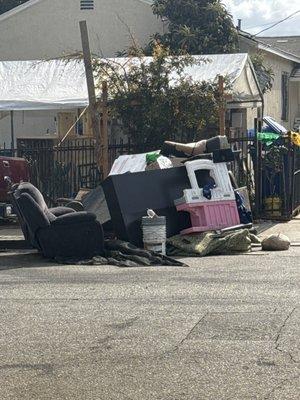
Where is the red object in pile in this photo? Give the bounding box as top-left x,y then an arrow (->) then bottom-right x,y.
0,156 -> 30,202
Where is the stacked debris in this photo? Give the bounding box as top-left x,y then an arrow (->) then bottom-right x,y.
102,134 -> 253,254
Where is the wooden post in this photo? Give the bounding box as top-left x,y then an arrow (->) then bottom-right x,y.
79,21 -> 102,169
218,75 -> 226,136
101,81 -> 109,178
10,111 -> 15,154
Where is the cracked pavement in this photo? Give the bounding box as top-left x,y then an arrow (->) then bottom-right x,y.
0,240 -> 299,398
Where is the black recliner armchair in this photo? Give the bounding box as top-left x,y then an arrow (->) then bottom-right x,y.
11,182 -> 104,259
11,182 -> 78,248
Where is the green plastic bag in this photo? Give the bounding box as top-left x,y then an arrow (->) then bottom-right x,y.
146,152 -> 160,165
257,132 -> 280,145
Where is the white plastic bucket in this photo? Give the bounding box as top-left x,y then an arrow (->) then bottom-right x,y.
142,215 -> 166,255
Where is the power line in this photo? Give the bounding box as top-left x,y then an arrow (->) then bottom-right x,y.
240,6 -> 296,29
245,14 -> 299,30
245,12 -> 299,30
253,9 -> 300,36
245,21 -> 279,30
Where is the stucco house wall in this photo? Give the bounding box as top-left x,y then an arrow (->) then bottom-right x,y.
262,51 -> 298,129
0,0 -> 164,147
0,0 -> 163,60
0,110 -> 58,148
239,34 -> 300,131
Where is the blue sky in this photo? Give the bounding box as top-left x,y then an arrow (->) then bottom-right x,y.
223,0 -> 300,36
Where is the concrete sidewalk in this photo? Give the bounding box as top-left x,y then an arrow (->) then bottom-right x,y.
0,218 -> 299,399
257,215 -> 300,244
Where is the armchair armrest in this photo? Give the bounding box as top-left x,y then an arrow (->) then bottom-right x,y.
49,206 -> 75,217
55,198 -> 84,211
51,211 -> 96,226
55,198 -> 74,205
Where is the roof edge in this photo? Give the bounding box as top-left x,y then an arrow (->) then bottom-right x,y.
259,35 -> 300,39
258,42 -> 300,63
238,31 -> 300,63
0,0 -> 46,23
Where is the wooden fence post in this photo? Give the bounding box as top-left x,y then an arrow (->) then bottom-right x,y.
101,81 -> 109,178
218,75 -> 226,136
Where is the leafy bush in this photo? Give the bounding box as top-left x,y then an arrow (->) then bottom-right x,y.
94,46 -> 224,147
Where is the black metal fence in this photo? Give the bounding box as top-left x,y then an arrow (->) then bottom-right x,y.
228,133 -> 255,198
292,146 -> 300,215
16,138 -> 100,204
226,132 -> 300,219
254,135 -> 300,220
13,137 -> 152,204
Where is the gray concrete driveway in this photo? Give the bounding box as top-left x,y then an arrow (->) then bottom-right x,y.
0,244 -> 299,400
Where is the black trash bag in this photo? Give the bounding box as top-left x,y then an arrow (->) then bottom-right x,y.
54,239 -> 188,268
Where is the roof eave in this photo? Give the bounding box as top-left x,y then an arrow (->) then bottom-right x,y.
258,43 -> 300,63
238,31 -> 300,63
0,0 -> 45,23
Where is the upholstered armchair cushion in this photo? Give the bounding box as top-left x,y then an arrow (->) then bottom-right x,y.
14,182 -> 48,211
17,193 -> 50,233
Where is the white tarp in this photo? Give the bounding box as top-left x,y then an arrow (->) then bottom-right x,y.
109,152 -> 159,175
0,53 -> 261,111
106,53 -> 249,84
0,59 -> 89,111
101,53 -> 262,107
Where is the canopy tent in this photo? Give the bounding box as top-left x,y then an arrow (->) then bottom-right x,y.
0,53 -> 262,112
0,59 -> 89,111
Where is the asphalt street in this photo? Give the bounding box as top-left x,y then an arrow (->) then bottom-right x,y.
0,244 -> 299,400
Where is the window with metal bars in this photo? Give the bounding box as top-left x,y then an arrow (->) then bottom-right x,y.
80,0 -> 94,10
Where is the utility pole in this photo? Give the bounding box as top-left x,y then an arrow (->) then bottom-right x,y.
79,20 -> 102,171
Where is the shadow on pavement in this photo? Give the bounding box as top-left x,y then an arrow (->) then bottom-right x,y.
0,251 -> 58,271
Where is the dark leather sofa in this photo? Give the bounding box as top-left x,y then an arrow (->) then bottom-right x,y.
11,182 -> 104,259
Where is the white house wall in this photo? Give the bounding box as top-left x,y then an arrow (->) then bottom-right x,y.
289,82 -> 300,130
244,51 -> 299,131
262,52 -> 296,129
0,0 -> 163,61
0,110 -> 58,148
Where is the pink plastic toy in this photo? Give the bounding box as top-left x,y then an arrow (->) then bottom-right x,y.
175,159 -> 240,234
177,200 -> 240,234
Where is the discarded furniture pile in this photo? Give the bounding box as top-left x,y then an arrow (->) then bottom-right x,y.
101,135 -> 258,259
4,132 -> 295,264
8,183 -> 186,267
